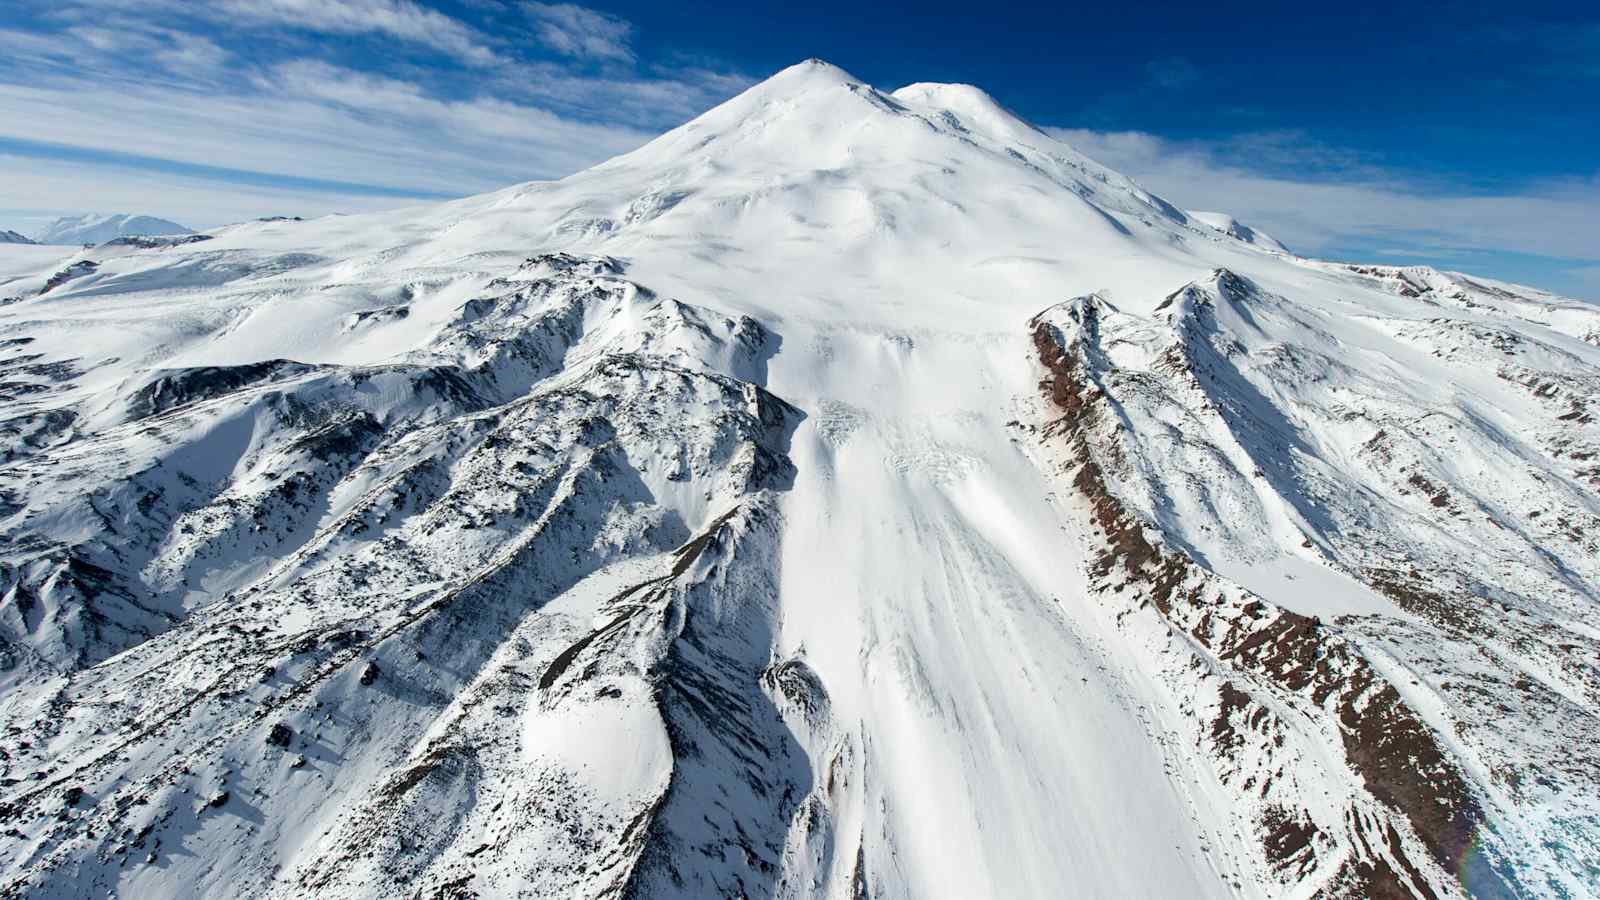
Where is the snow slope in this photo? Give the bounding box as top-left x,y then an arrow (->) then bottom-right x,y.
33,213 -> 193,246
0,60 -> 1595,900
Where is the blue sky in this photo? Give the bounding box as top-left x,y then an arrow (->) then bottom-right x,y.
1,0 -> 1596,298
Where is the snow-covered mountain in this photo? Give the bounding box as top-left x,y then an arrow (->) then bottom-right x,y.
0,60 -> 1595,900
0,230 -> 33,245
33,213 -> 192,246
1186,210 -> 1291,253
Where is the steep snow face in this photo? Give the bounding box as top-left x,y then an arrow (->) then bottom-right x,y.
0,60 -> 1597,900
34,214 -> 193,246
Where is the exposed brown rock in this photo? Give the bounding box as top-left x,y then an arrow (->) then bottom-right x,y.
1030,312 -> 1483,899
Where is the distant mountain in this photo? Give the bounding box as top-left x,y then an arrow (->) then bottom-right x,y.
0,229 -> 34,244
34,213 -> 192,246
1186,209 -> 1292,253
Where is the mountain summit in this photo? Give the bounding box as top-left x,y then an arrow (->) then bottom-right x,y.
34,213 -> 192,246
0,62 -> 1595,900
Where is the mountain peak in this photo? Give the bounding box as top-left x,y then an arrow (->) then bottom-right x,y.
891,81 -> 1001,110
35,213 -> 192,246
755,57 -> 863,93
1186,210 -> 1291,253
794,56 -> 851,74
497,64 -> 1244,314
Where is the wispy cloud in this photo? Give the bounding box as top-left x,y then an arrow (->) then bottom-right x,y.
1050,126 -> 1600,298
490,62 -> 756,125
0,1 -> 753,231
65,23 -> 231,78
221,0 -> 502,64
0,63 -> 654,199
522,1 -> 635,63
0,152 -> 432,235
57,0 -> 508,66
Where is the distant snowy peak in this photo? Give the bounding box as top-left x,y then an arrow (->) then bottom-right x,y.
0,229 -> 34,244
35,213 -> 192,246
1187,210 -> 1291,253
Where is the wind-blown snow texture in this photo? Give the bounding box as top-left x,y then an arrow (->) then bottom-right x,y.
0,61 -> 1596,899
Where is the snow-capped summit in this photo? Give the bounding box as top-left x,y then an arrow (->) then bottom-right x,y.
0,229 -> 33,244
1187,209 -> 1292,253
0,61 -> 1594,900
34,212 -> 192,246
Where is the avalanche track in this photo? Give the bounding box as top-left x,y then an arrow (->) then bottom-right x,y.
0,61 -> 1596,900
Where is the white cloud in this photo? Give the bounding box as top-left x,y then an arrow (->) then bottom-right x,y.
0,153 -> 427,232
1,18 -> 236,91
0,0 -> 757,221
52,0 -> 507,66
1049,127 -> 1600,267
0,0 -> 761,234
0,63 -> 655,201
489,62 -> 755,124
62,22 -> 232,80
0,0 -> 763,235
522,2 -> 634,63
226,0 -> 503,64
154,31 -> 233,76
